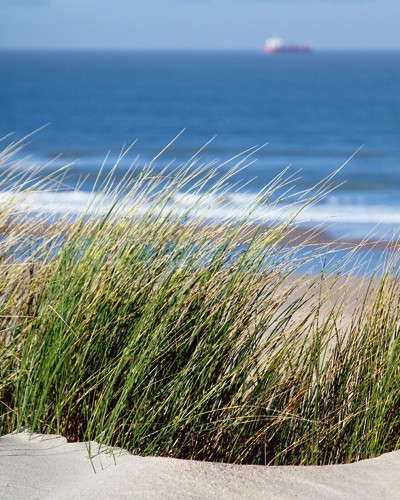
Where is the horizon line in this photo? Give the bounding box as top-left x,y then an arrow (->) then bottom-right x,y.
1,47 -> 400,54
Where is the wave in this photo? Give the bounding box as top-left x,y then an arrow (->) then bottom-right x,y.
1,189 -> 399,230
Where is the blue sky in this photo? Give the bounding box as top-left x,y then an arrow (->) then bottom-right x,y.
1,0 -> 400,51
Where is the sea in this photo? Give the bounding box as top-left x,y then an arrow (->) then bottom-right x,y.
1,50 -> 400,263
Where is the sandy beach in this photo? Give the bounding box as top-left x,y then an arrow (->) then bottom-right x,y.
1,432 -> 399,499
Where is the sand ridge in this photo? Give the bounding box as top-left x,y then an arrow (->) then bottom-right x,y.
1,432 -> 400,499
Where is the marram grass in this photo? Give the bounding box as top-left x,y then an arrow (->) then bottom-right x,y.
0,139 -> 400,465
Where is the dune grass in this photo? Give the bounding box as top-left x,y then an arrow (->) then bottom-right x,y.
0,138 -> 399,465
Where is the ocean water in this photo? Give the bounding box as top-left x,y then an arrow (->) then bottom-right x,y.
1,50 -> 400,244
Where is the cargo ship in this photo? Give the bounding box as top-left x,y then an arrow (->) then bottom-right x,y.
264,37 -> 312,54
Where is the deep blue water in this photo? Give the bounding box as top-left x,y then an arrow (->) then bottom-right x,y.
1,50 -> 400,244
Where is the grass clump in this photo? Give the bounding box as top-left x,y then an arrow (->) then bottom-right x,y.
0,138 -> 400,465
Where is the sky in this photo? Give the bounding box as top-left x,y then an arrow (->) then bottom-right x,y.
1,0 -> 400,51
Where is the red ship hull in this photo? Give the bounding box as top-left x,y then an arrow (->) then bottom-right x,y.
264,45 -> 312,54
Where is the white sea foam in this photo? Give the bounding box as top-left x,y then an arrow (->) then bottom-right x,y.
1,189 -> 399,231
300,203 -> 400,225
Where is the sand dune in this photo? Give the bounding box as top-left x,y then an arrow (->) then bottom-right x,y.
1,432 -> 399,499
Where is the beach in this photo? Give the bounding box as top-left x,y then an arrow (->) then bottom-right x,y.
1,432 -> 400,499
